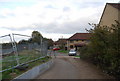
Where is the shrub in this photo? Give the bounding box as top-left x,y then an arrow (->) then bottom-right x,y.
80,21 -> 120,78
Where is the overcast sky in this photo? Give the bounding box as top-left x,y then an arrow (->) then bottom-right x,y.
0,0 -> 119,41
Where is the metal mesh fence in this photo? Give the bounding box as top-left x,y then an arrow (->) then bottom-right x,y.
0,34 -> 12,80
0,34 -> 48,75
0,43 -> 2,80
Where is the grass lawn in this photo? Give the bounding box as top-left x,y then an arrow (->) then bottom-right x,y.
58,50 -> 68,53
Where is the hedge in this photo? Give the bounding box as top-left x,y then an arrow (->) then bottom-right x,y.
80,21 -> 120,79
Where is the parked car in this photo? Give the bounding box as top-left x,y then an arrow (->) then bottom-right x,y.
53,48 -> 60,51
68,49 -> 76,56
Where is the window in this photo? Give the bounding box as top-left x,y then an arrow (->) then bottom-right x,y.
76,40 -> 78,42
70,45 -> 74,48
82,40 -> 84,41
70,40 -> 74,43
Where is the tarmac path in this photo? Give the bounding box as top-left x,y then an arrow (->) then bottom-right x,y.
36,52 -> 114,79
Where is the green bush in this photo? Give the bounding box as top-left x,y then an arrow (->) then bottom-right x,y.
80,21 -> 120,78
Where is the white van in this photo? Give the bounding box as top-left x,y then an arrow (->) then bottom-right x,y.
68,49 -> 76,56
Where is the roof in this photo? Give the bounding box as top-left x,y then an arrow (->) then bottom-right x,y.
54,38 -> 67,45
68,33 -> 91,40
108,3 -> 120,10
57,39 -> 67,44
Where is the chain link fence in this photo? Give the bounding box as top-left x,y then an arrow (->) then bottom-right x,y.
0,42 -> 2,80
0,34 -> 48,76
0,34 -> 12,80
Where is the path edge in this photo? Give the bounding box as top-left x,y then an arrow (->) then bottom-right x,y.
11,59 -> 54,80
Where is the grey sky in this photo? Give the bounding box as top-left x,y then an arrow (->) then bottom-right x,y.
0,0 -> 119,41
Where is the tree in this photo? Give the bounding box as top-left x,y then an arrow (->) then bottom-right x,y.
18,39 -> 28,44
2,43 -> 12,49
43,38 -> 54,49
31,31 -> 43,44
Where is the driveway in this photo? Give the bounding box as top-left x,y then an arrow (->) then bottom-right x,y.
36,52 -> 114,79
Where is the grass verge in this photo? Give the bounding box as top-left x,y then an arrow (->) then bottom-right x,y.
74,55 -> 80,58
1,50 -> 43,70
2,56 -> 52,80
58,50 -> 68,53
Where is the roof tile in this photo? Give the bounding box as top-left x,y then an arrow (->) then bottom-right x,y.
68,33 -> 91,40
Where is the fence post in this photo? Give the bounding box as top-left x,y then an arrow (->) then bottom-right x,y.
11,34 -> 20,66
9,34 -> 15,72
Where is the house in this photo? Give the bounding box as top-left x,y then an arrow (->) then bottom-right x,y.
54,38 -> 67,50
99,3 -> 120,27
67,33 -> 91,50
